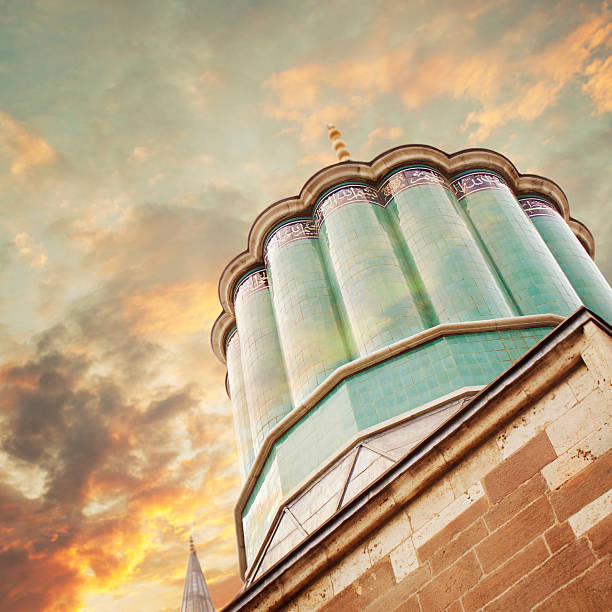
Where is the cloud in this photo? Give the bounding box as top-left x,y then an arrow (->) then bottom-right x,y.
263,3 -> 612,144
0,111 -> 57,176
463,6 -> 612,140
128,145 -> 152,163
65,194 -> 248,287
298,151 -> 336,167
122,281 -> 219,337
366,126 -> 403,146
263,57 -> 397,141
583,55 -> 612,114
12,232 -> 48,268
0,181 -> 254,610
0,328 -> 238,612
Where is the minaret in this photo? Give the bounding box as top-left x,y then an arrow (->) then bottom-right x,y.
327,123 -> 351,161
180,535 -> 216,612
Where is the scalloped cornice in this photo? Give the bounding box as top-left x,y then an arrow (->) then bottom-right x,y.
211,145 -> 590,363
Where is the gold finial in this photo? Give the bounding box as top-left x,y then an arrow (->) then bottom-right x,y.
189,535 -> 195,552
327,123 -> 351,162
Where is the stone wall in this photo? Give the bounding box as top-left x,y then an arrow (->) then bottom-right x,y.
286,320 -> 612,611
228,314 -> 611,611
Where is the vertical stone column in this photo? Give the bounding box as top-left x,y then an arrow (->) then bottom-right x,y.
226,330 -> 255,481
382,166 -> 514,324
315,183 -> 425,356
265,220 -> 351,406
519,197 -> 612,322
452,172 -> 581,317
234,270 -> 292,451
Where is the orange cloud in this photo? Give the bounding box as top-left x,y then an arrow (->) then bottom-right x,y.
583,55 -> 612,114
0,338 -> 238,612
263,55 -> 399,142
122,281 -> 219,337
463,7 -> 612,141
0,110 -> 56,175
264,4 -> 611,144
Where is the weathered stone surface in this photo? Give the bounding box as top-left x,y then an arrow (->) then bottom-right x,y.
476,496 -> 555,573
482,432 -> 556,504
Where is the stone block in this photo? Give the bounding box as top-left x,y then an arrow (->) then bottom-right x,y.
446,436 -> 503,495
476,496 -> 554,573
412,482 -> 484,553
496,381 -> 575,459
568,486 -> 612,537
566,363 -> 597,403
546,387 -> 610,455
461,538 -> 549,611
484,472 -> 546,531
482,432 -> 556,504
295,574 -> 333,611
532,558 -> 612,611
364,565 -> 431,612
320,557 -> 395,611
549,448 -> 612,522
366,509 -> 412,564
406,477 -> 456,532
586,512 -> 612,557
430,518 -> 488,575
389,537 -> 418,582
542,424 -> 611,490
329,543 -> 371,596
544,522 -> 574,553
482,539 -> 594,612
416,497 -> 488,562
390,450 -> 448,508
419,550 -> 482,612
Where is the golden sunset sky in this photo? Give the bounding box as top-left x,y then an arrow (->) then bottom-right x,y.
1,1 -> 611,610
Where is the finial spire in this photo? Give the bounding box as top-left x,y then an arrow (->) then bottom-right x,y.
181,535 -> 216,612
327,123 -> 351,162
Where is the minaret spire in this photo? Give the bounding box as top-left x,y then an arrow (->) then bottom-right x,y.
327,123 -> 351,161
180,535 -> 216,612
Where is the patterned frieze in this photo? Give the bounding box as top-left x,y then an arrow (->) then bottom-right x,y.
264,220 -> 318,262
235,269 -> 269,300
451,171 -> 511,201
313,183 -> 381,229
518,196 -> 560,218
381,166 -> 449,205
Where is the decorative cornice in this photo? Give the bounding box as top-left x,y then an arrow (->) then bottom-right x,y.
211,145 -> 587,363
232,313 -> 564,576
568,217 -> 595,257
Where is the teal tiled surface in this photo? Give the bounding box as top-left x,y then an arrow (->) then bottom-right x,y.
235,284 -> 292,453
530,213 -> 612,322
317,199 -> 425,356
267,235 -> 350,405
225,168 -> 611,569
387,182 -> 515,323
460,185 -> 581,317
226,333 -> 255,481
241,326 -> 552,566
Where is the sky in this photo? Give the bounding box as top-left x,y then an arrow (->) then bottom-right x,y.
0,0 -> 610,610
